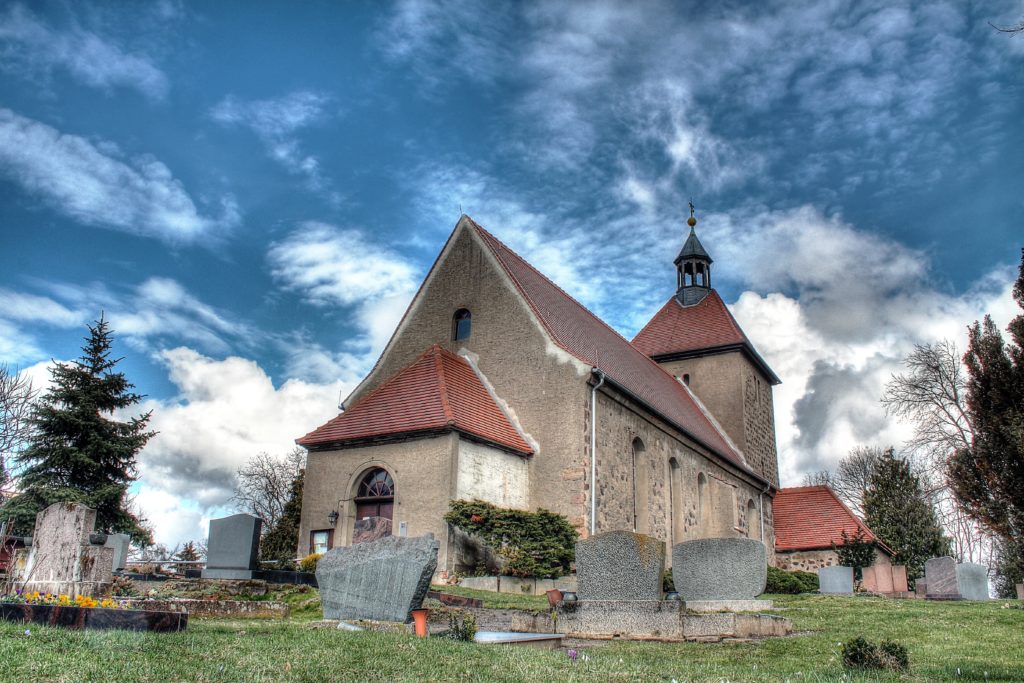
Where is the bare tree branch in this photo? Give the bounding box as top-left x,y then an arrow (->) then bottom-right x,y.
230,447 -> 305,530
0,364 -> 37,497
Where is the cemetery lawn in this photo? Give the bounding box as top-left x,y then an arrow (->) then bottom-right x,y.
1,594 -> 1021,682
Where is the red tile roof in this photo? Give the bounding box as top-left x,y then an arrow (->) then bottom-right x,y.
470,219 -> 751,475
298,344 -> 533,455
773,486 -> 892,554
632,291 -> 780,384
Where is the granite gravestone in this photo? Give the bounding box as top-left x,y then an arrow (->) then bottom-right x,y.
104,533 -> 131,572
924,556 -> 959,598
316,534 -> 438,623
201,514 -> 262,579
672,538 -> 766,601
576,531 -> 664,601
955,563 -> 989,600
818,566 -> 854,595
1016,583 -> 1023,600
14,502 -> 113,598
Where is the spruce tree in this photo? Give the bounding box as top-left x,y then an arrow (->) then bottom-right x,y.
949,250 -> 1024,556
863,448 -> 949,587
0,315 -> 155,543
259,468 -> 304,569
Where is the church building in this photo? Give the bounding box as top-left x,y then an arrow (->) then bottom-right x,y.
297,212 -> 782,573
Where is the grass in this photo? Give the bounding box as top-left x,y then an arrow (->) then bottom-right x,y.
0,594 -> 1021,682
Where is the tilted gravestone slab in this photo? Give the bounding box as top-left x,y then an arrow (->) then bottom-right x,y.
576,531 -> 664,601
672,538 -> 766,601
316,534 -> 438,623
818,566 -> 854,594
955,563 -> 989,600
925,556 -> 959,597
202,514 -> 262,579
15,502 -> 113,598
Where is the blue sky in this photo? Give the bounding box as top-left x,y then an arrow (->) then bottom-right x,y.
1,1 -> 1021,547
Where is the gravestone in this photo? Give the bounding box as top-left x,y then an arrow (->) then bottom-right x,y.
672,538 -> 766,601
915,580 -> 927,598
818,566 -> 854,595
924,556 -> 959,598
576,531 -> 664,601
104,533 -> 131,572
14,502 -> 113,598
316,534 -> 438,622
955,563 -> 989,600
891,565 -> 909,593
1015,583 -> 1023,600
201,514 -> 262,580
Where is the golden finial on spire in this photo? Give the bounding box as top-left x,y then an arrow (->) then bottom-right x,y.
687,199 -> 697,228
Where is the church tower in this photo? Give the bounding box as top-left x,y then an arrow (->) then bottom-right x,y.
633,206 -> 781,486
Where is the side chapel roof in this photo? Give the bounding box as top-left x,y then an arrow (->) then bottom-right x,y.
298,344 -> 533,455
773,485 -> 894,555
632,289 -> 781,384
470,219 -> 752,475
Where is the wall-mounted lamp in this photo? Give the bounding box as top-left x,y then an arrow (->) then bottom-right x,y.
327,510 -> 339,527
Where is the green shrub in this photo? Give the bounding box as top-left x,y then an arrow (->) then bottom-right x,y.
442,611 -> 477,642
842,636 -> 909,672
833,528 -> 876,581
298,553 -> 322,573
445,500 -> 577,578
766,566 -> 819,594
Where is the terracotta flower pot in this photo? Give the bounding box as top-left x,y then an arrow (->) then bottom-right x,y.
411,608 -> 429,637
546,589 -> 563,607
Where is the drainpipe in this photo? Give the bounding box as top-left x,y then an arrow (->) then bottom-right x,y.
590,368 -> 606,536
759,481 -> 771,546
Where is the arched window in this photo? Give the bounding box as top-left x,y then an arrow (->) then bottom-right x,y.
452,308 -> 472,341
668,457 -> 683,545
632,437 -> 649,534
355,468 -> 395,521
746,499 -> 759,540
697,472 -> 708,534
682,373 -> 690,386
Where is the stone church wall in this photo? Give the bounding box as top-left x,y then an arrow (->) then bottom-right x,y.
299,434 -> 458,566
774,547 -> 892,574
455,440 -> 529,509
657,352 -> 779,487
590,386 -> 776,567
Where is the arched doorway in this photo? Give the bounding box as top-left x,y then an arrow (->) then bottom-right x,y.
352,468 -> 395,544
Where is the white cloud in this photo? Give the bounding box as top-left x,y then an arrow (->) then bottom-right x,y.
268,222 -> 418,306
0,4 -> 169,100
0,289 -> 85,327
210,91 -> 334,195
721,206 -> 1019,485
133,485 -> 211,549
0,109 -> 238,244
138,347 -> 346,512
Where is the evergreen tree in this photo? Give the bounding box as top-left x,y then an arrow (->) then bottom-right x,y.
175,540 -> 200,572
864,448 -> 949,586
259,468 -> 303,569
832,528 -> 876,581
948,250 -> 1024,562
0,316 -> 155,543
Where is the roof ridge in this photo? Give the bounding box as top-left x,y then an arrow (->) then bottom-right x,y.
470,219 -> 639,353
432,345 -> 455,424
707,289 -> 749,342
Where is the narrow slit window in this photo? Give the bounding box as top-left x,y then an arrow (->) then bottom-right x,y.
452,308 -> 472,340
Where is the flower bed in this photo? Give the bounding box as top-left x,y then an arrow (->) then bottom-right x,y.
0,592 -> 187,632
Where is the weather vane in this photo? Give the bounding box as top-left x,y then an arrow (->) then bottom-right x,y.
687,198 -> 697,228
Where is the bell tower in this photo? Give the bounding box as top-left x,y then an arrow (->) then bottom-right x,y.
674,201 -> 713,306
